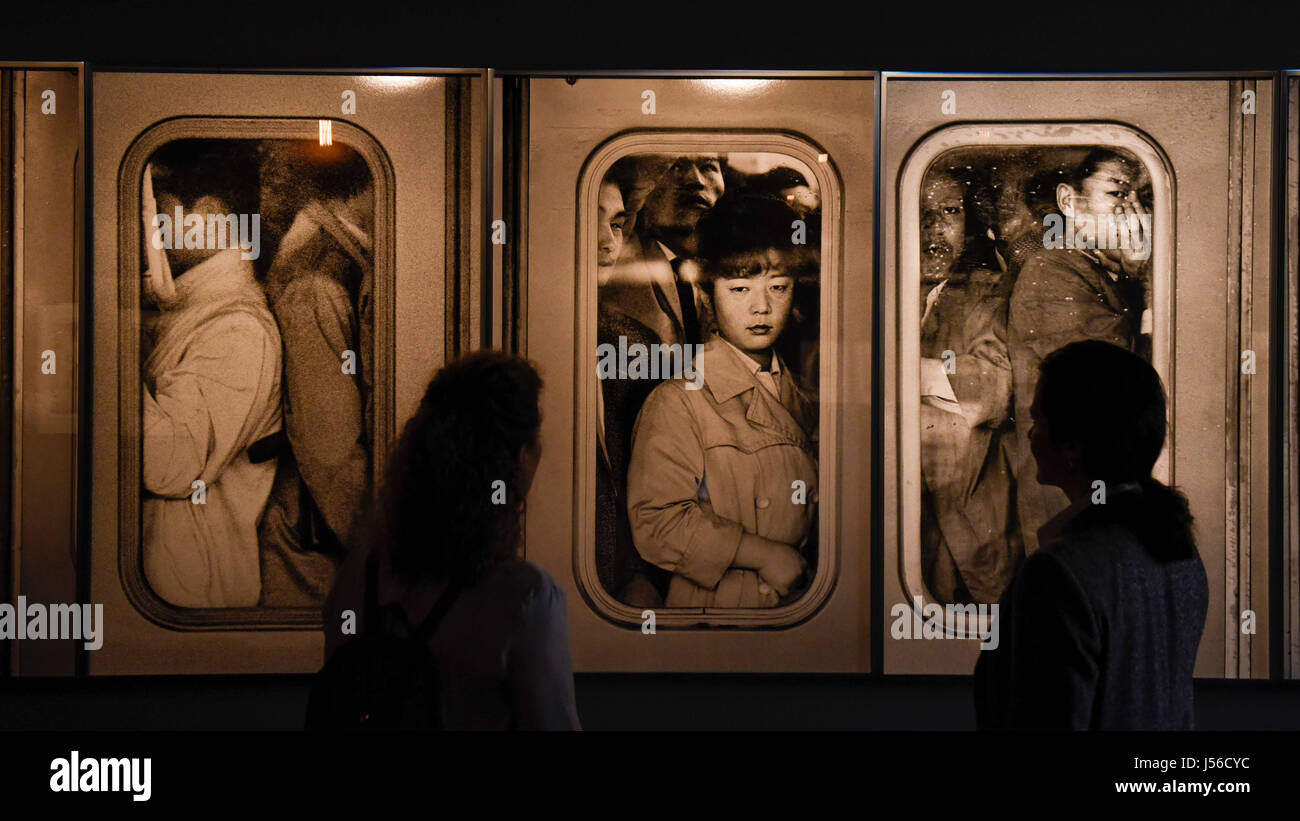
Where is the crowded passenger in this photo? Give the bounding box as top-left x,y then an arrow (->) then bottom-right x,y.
917,165 -> 1019,604
606,154 -> 725,347
595,162 -> 671,607
140,139 -> 283,608
1007,148 -> 1153,554
626,194 -> 819,608
258,147 -> 376,607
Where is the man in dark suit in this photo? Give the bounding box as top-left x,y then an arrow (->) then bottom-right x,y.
918,168 -> 1020,604
605,154 -> 724,347
595,176 -> 668,606
591,156 -> 726,606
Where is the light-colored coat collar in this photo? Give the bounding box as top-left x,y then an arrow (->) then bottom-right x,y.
697,335 -> 815,447
698,335 -> 764,404
146,248 -> 277,382
163,248 -> 258,312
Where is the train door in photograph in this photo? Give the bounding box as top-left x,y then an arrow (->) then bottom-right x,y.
881,74 -> 1276,678
1,63 -> 82,676
499,73 -> 874,672
90,69 -> 484,675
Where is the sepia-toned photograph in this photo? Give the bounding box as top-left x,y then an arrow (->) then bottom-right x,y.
137,137 -> 376,611
592,151 -> 822,614
883,77 -> 1273,680
917,145 -> 1155,605
89,71 -> 478,675
521,76 -> 872,670
5,10 -> 1300,756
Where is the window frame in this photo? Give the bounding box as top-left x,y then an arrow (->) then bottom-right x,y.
116,116 -> 395,630
895,122 -> 1178,635
574,129 -> 842,629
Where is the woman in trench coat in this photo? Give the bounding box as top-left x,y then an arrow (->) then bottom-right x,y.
626,194 -> 818,609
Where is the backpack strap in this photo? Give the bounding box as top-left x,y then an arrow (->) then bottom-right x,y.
361,549 -> 382,635
410,579 -> 466,645
363,546 -> 465,643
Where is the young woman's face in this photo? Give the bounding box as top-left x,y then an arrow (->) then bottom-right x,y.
706,251 -> 794,361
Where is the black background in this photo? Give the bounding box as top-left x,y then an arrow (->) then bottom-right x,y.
0,0 -> 1296,73
2,0 -> 1300,744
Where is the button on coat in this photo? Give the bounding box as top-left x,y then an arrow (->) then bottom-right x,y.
627,336 -> 818,609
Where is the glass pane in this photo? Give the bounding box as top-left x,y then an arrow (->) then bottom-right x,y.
593,150 -> 823,615
917,145 -> 1156,605
138,137 -> 375,610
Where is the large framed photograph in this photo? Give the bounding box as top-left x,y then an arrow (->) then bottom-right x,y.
508,74 -> 874,672
882,74 -> 1275,677
90,69 -> 485,675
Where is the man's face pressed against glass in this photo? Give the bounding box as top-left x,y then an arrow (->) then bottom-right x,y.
920,173 -> 966,284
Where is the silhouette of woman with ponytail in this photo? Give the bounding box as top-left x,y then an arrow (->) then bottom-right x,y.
974,340 -> 1208,730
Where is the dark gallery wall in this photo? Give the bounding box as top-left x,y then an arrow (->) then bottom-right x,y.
2,677 -> 1299,731
2,2 -> 1300,733
0,2 -> 1288,73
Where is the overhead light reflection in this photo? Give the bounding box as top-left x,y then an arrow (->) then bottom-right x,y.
356,75 -> 432,91
693,79 -> 775,95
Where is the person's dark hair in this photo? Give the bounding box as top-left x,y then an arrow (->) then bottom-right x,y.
744,166 -> 809,200
1066,148 -> 1140,193
149,138 -> 260,217
693,192 -> 816,293
603,156 -> 641,208
1023,166 -> 1065,223
1036,340 -> 1195,561
378,350 -> 543,584
740,167 -> 822,252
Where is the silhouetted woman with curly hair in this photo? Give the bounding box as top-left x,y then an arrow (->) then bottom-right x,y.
325,350 -> 580,729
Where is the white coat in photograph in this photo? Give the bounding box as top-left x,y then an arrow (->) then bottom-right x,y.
142,248 -> 283,608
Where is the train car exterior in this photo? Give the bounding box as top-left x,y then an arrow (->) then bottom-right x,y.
500,73 -> 875,672
881,73 -> 1276,678
7,66 -> 1293,681
89,69 -> 484,675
